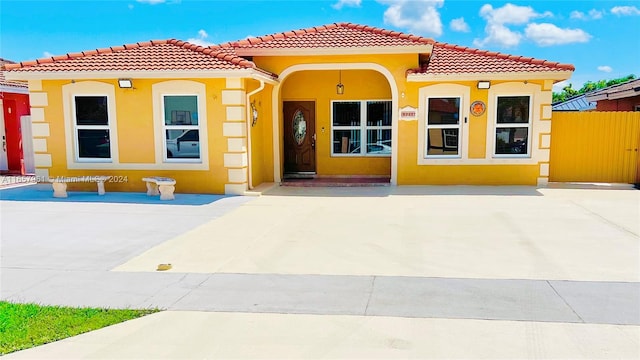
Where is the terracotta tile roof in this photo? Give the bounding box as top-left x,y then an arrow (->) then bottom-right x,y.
4,40 -> 271,75
0,59 -> 28,90
408,43 -> 575,75
215,22 -> 434,51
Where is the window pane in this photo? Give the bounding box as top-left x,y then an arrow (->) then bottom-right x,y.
366,101 -> 392,126
428,98 -> 460,125
333,102 -> 360,126
366,129 -> 391,154
77,129 -> 110,158
164,96 -> 198,125
427,129 -> 459,156
166,129 -> 200,159
75,96 -> 108,125
333,130 -> 361,154
497,96 -> 529,124
495,128 -> 528,154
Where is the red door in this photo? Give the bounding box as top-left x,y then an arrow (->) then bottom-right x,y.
283,101 -> 316,173
3,100 -> 22,173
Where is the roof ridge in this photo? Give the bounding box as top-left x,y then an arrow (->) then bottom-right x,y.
216,22 -> 435,48
432,42 -> 575,71
4,39 -> 259,71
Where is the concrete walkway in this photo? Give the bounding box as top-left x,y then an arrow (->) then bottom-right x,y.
1,185 -> 639,358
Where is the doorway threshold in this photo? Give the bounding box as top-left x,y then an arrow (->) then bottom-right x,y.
281,175 -> 391,187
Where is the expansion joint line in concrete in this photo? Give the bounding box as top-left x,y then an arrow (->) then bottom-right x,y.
568,199 -> 639,238
167,274 -> 212,309
363,276 -> 376,316
546,280 -> 585,323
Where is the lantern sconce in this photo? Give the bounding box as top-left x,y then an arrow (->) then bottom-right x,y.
336,70 -> 345,95
251,101 -> 259,127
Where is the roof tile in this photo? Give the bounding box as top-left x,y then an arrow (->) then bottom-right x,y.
408,43 -> 575,75
5,40 -> 272,75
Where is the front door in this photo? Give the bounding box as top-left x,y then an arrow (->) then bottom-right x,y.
283,101 -> 316,173
0,100 -> 8,171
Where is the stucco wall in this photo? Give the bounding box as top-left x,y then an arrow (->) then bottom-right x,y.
280,69 -> 392,176
30,78 -> 233,194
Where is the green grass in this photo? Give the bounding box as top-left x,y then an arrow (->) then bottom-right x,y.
0,301 -> 158,355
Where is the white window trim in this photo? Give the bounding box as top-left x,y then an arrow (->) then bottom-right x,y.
425,96 -> 463,159
152,80 -> 209,170
417,84 -> 470,165
330,99 -> 392,157
492,94 -> 533,158
485,82 -> 543,164
71,94 -> 113,163
161,94 -> 202,163
63,81 -> 119,167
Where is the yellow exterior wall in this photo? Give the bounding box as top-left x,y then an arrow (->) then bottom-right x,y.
550,111 -> 640,183
280,69 -> 392,176
399,80 -> 549,185
36,78 -> 230,194
249,81 -> 274,186
397,120 -> 539,185
29,48 -> 561,191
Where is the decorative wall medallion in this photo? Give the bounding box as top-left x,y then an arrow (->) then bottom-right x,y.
470,101 -> 486,116
293,110 -> 307,145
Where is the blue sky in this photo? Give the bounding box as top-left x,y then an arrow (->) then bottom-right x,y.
2,0 -> 639,92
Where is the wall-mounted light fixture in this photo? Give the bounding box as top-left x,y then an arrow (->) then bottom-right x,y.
251,101 -> 259,127
336,70 -> 345,95
118,78 -> 133,88
477,80 -> 491,89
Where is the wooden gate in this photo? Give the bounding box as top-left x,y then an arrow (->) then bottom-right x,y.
549,112 -> 640,183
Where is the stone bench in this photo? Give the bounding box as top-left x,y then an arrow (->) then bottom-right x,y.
142,177 -> 176,200
48,176 -> 111,198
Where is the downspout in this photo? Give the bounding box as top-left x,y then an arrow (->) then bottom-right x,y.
246,78 -> 265,190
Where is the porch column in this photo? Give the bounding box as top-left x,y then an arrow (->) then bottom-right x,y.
222,79 -> 249,195
537,80 -> 553,187
27,80 -> 52,181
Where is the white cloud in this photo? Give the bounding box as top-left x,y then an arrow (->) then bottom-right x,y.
597,65 -> 613,73
43,51 -> 54,57
611,6 -> 640,16
588,9 -> 603,19
524,23 -> 591,46
187,29 -> 215,47
474,23 -> 522,47
474,3 -> 552,47
570,11 -> 585,20
571,9 -> 603,20
379,0 -> 444,36
450,17 -> 470,32
479,3 -> 549,25
332,0 -> 361,10
136,0 -> 165,4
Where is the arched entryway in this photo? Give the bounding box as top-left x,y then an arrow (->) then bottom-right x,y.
271,64 -> 399,184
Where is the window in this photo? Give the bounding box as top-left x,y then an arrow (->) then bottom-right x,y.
332,100 -> 392,156
425,97 -> 461,157
495,96 -> 531,156
163,95 -> 200,160
73,96 -> 111,160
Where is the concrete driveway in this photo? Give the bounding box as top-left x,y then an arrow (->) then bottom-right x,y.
1,185 -> 639,359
